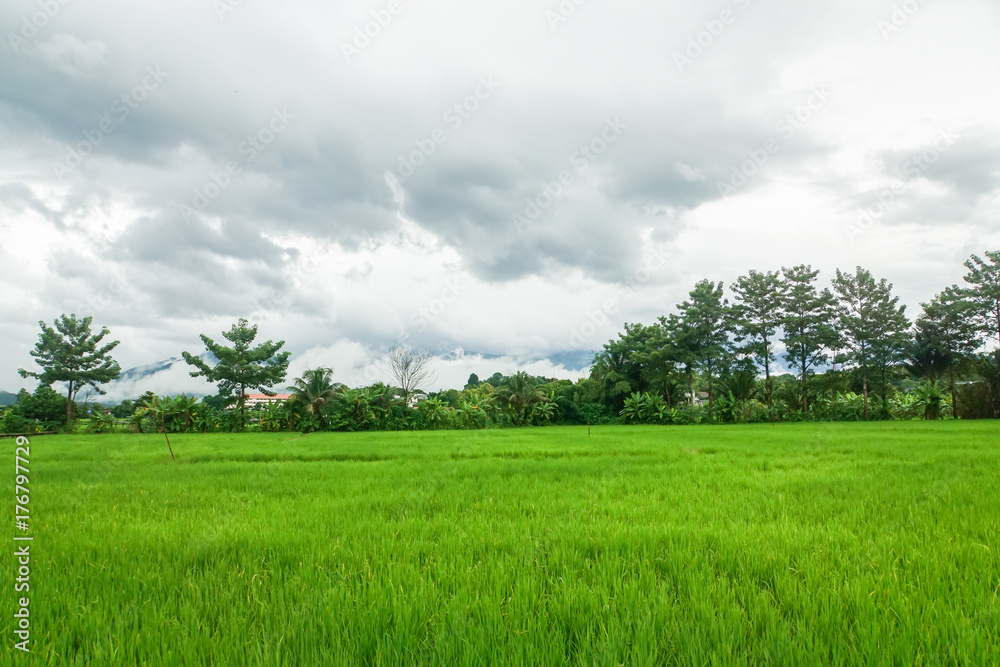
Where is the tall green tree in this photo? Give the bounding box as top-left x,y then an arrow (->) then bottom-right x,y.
287,368 -> 343,426
779,265 -> 838,413
730,270 -> 785,407
182,318 -> 291,427
497,371 -> 547,426
831,267 -> 910,419
18,314 -> 121,423
675,280 -> 731,420
961,251 -> 1000,350
633,321 -> 682,407
909,287 -> 981,418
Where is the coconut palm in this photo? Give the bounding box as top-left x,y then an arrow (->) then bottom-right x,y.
497,371 -> 547,426
287,368 -> 343,420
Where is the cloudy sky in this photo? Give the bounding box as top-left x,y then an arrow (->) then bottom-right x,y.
1,0 -> 998,399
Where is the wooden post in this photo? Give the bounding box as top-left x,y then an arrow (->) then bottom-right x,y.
164,431 -> 175,461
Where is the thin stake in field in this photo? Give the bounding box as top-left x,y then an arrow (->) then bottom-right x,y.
163,431 -> 175,461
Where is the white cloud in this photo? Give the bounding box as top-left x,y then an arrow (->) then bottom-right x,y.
2,0 -> 1000,395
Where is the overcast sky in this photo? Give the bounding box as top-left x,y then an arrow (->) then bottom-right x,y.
2,0 -> 999,399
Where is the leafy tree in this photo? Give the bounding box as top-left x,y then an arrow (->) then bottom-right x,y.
287,368 -> 343,426
497,371 -> 547,426
464,373 -> 481,390
16,385 -> 70,424
832,267 -> 910,419
182,319 -> 291,427
675,280 -> 731,420
331,387 -> 374,431
385,345 -> 434,407
593,323 -> 665,411
912,380 -> 948,421
730,270 -> 785,407
18,314 -> 121,423
635,324 -> 685,408
590,346 -> 640,411
110,399 -> 135,419
909,287 -> 981,417
88,409 -> 117,434
162,394 -> 200,432
961,251 -> 1000,350
961,251 -> 1000,409
779,266 -> 838,414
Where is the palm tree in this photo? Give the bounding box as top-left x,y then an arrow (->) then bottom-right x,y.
287,368 -> 343,422
497,371 -> 547,426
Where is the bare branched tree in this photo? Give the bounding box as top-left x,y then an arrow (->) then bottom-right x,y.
385,345 -> 435,407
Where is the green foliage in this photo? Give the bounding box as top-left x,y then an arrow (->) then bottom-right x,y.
730,270 -> 784,405
832,266 -> 911,419
88,409 -> 117,433
961,250 -> 1000,349
496,371 -> 548,426
182,318 -> 291,426
0,408 -> 32,434
674,280 -> 731,420
287,368 -> 342,430
780,265 -> 838,414
16,384 -> 69,423
18,314 -> 121,422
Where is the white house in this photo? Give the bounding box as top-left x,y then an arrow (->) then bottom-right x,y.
242,393 -> 292,408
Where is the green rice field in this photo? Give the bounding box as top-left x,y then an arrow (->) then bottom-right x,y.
4,422 -> 1000,665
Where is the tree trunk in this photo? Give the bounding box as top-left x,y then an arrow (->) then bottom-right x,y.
800,359 -> 808,414
239,383 -> 246,431
764,339 -> 772,408
688,368 -> 694,407
708,375 -> 714,421
65,381 -> 74,423
881,365 -> 888,416
949,365 -> 958,419
862,372 -> 869,421
706,360 -> 714,421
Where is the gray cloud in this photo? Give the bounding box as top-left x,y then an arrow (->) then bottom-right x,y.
3,0 -> 1000,393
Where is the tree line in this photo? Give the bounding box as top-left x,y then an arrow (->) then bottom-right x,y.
2,251 -> 997,435
590,253 -> 999,423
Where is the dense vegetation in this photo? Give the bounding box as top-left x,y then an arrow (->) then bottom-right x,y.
9,424 -> 998,664
4,252 -> 999,434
